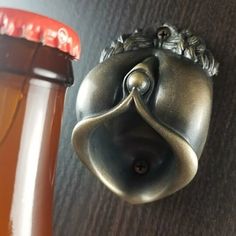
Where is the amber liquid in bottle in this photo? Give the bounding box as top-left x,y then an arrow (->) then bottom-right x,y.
0,36 -> 73,236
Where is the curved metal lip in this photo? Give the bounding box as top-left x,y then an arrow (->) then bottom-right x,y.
72,89 -> 198,204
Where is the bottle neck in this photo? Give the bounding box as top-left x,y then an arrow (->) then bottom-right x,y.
0,35 -> 74,86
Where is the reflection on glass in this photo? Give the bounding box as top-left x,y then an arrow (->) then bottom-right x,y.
0,76 -> 66,236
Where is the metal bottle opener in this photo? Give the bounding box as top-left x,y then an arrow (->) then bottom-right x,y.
72,24 -> 218,204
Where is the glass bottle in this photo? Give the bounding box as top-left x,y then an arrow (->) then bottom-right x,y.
0,8 -> 80,236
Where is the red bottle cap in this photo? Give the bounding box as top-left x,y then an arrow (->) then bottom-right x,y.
0,7 -> 81,59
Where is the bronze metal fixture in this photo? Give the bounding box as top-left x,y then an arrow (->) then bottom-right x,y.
72,24 -> 218,204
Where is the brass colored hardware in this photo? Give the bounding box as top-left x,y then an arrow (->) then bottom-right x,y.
72,24 -> 218,204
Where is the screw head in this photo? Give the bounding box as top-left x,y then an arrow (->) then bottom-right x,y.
157,27 -> 171,41
133,159 -> 149,175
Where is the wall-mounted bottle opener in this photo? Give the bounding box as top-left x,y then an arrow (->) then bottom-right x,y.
72,24 -> 218,204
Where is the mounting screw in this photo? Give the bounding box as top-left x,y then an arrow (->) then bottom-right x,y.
133,159 -> 149,175
157,27 -> 171,41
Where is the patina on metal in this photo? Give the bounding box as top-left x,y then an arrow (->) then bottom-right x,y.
72,24 -> 218,204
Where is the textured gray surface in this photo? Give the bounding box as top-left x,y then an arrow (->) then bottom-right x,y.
1,0 -> 236,235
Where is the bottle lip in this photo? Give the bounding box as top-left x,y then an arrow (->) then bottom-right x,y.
0,7 -> 81,60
